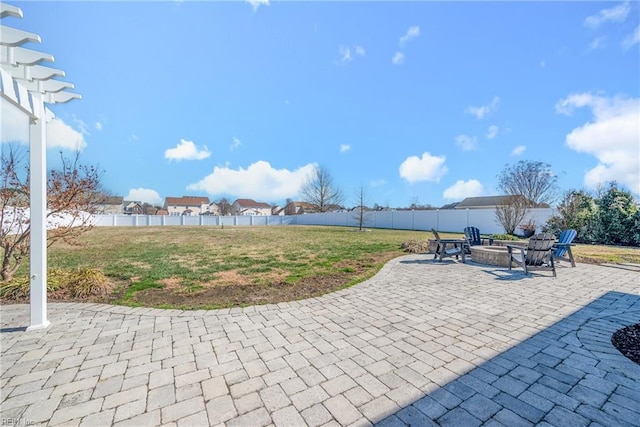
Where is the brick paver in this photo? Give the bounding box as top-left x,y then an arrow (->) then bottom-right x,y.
1,257 -> 639,426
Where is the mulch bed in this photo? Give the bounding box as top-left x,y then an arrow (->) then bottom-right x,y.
611,323 -> 640,365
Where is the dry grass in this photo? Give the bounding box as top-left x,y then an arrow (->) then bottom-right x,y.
3,225 -> 637,309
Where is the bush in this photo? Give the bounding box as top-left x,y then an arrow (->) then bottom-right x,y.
490,234 -> 520,241
0,268 -> 112,300
596,184 -> 639,246
543,190 -> 598,242
401,239 -> 430,253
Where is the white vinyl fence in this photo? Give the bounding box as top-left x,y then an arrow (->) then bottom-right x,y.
94,208 -> 555,235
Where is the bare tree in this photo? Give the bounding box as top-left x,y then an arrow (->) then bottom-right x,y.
300,165 -> 344,212
284,198 -> 296,215
352,186 -> 372,231
216,198 -> 232,215
1,147 -> 103,281
497,160 -> 559,207
494,195 -> 527,235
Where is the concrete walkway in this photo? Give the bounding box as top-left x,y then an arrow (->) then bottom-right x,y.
1,256 -> 639,427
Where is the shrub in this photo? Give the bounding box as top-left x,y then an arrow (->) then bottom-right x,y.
0,268 -> 112,300
401,239 -> 430,253
596,184 -> 639,246
543,190 -> 598,242
490,234 -> 520,241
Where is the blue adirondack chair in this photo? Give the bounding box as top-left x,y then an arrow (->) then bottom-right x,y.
553,229 -> 577,267
463,226 -> 488,253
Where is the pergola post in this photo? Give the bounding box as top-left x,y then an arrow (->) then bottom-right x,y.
1,2 -> 81,330
27,95 -> 49,330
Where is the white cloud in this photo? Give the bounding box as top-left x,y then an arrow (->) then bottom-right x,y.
465,96 -> 499,119
392,52 -> 405,65
95,122 -> 103,131
1,99 -> 86,150
455,134 -> 478,151
125,188 -> 162,205
584,1 -> 630,29
246,0 -> 269,11
623,25 -> 640,50
399,26 -> 420,46
129,134 -> 139,142
230,137 -> 241,151
337,45 -> 365,65
486,125 -> 499,139
338,45 -> 352,64
72,116 -> 90,136
588,37 -> 607,51
511,145 -> 526,156
556,92 -> 639,194
340,144 -> 351,153
370,179 -> 386,187
165,139 -> 211,161
540,60 -> 546,68
47,118 -> 87,150
443,179 -> 484,200
399,152 -> 448,183
187,161 -> 316,200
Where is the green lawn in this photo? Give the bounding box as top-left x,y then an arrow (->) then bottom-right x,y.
5,225 -> 638,309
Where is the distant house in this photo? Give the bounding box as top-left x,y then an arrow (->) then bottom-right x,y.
207,202 -> 220,216
164,196 -> 211,216
452,195 -> 545,209
97,196 -> 124,214
231,199 -> 272,216
284,201 -> 318,215
123,201 -> 143,215
440,202 -> 459,210
272,206 -> 285,216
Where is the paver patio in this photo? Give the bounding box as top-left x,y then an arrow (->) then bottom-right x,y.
1,255 -> 639,426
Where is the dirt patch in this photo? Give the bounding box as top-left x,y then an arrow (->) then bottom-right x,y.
131,252 -> 397,309
0,250 -> 398,309
133,276 -> 342,308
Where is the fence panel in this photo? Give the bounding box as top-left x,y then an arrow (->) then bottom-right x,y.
93,208 -> 555,234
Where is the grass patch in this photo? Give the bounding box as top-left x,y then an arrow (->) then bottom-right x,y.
3,225 -> 638,309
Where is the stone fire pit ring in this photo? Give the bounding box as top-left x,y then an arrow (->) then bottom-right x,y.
470,245 -> 514,267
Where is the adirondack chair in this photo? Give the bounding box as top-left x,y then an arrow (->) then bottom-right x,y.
431,229 -> 465,262
552,229 -> 577,267
463,226 -> 483,254
506,233 -> 557,277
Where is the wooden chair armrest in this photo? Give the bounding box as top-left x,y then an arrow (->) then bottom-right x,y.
505,244 -> 525,255
552,243 -> 575,248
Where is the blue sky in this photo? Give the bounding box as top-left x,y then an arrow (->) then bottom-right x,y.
2,1 -> 639,208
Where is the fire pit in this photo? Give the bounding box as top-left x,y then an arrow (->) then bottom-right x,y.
469,245 -> 514,267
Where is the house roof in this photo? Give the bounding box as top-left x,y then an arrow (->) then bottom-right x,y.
165,196 -> 210,206
440,202 -> 458,210
124,201 -> 142,208
455,195 -> 527,209
233,198 -> 271,208
287,201 -> 317,209
99,196 -> 123,205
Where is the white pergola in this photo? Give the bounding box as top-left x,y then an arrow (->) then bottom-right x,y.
1,2 -> 81,330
